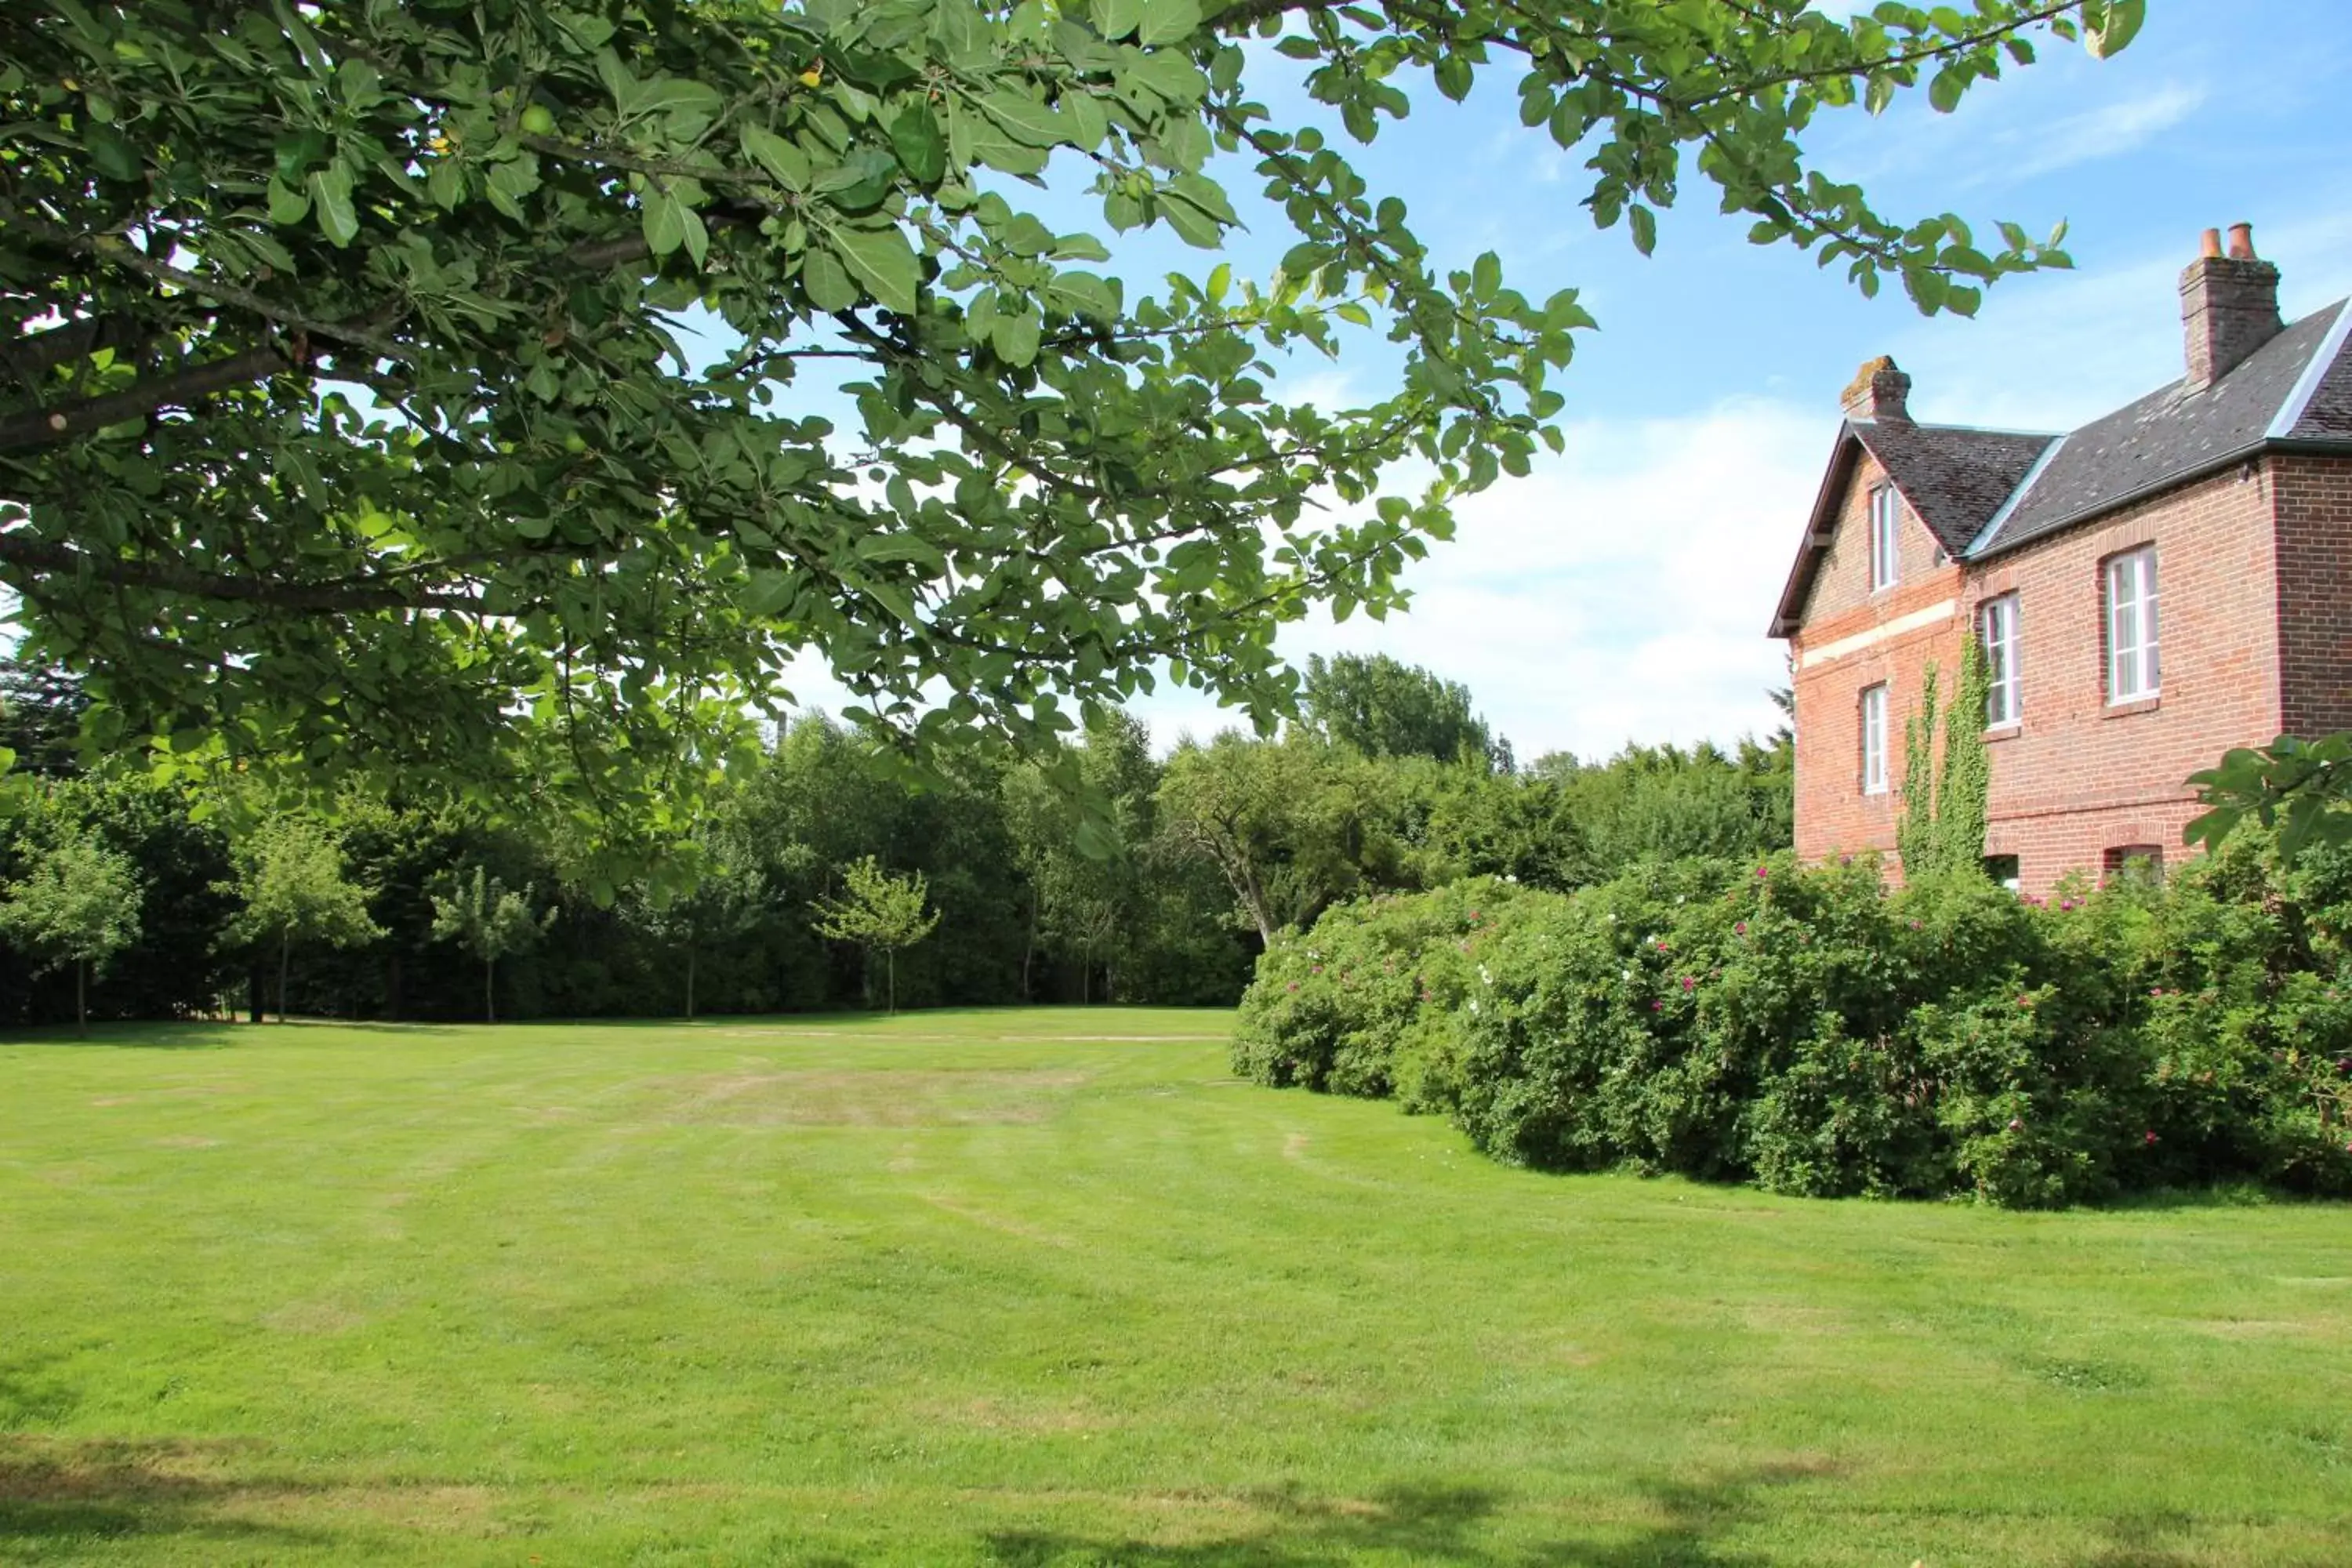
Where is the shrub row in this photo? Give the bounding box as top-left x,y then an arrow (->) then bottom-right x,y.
1232,844 -> 2352,1207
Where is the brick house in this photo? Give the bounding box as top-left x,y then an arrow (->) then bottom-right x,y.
1772,226 -> 2352,895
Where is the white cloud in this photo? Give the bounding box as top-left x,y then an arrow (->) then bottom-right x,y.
1131,399 -> 1824,762
2002,82 -> 2209,180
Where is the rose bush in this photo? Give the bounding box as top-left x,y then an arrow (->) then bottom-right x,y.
1235,837 -> 2352,1207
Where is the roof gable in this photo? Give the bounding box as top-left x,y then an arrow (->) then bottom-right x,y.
1768,422 -> 2050,636
1852,421 -> 2056,557
1775,294 -> 2352,639
2281,301 -> 2352,441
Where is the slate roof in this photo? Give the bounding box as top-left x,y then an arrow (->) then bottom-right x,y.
2285,304 -> 2352,441
1973,299 -> 2352,556
1850,421 -> 2056,557
1773,292 -> 2352,637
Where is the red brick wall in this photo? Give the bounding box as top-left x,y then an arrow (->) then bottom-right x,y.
2274,454 -> 2352,737
1788,454 -> 2291,895
1965,463 -> 2282,893
1798,449 -> 1952,622
1790,451 -> 1966,866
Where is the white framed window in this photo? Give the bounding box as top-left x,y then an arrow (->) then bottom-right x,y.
2106,547 -> 2160,702
1980,593 -> 2022,728
1869,485 -> 1900,592
1860,683 -> 1889,795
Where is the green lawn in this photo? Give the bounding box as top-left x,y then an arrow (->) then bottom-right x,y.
2,1010 -> 2347,1566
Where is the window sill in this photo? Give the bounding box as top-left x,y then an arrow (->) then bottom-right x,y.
1983,722 -> 2023,743
2103,695 -> 2161,719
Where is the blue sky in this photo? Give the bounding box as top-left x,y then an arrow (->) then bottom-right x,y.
798,0 -> 2351,763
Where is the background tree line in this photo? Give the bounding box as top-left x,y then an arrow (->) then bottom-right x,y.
0,654 -> 1790,1027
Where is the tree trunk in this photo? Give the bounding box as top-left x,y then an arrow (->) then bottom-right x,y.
485,957 -> 496,1024
885,947 -> 895,1014
1021,891 -> 1036,1001
685,945 -> 697,1022
1236,862 -> 1276,948
278,928 -> 292,1023
75,957 -> 87,1038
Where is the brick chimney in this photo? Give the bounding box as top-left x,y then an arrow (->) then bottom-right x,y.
2180,223 -> 2282,390
1839,355 -> 1911,424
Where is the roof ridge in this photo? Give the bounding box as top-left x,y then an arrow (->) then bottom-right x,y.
1896,418 -> 2061,439
1963,433 -> 2068,558
2266,298 -> 2352,440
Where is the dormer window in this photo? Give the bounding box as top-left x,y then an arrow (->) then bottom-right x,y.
1868,485 -> 1900,591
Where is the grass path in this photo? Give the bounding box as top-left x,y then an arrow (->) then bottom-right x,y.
2,1007 -> 2348,1565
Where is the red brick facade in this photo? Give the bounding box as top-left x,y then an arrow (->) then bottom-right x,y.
2275,456 -> 2352,738
1787,452 -> 2347,895
1778,235 -> 2351,895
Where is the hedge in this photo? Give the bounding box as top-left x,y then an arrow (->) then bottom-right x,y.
1233,842 -> 2352,1207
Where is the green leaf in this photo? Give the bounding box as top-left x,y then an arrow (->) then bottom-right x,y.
888,106 -> 947,184
991,308 -> 1042,367
1135,0 -> 1201,47
1927,68 -> 1964,114
1156,193 -> 1222,249
802,249 -> 858,313
624,78 -> 725,122
831,225 -> 922,314
85,122 -> 142,183
425,158 -> 466,210
1091,0 -> 1145,39
273,130 -> 329,186
980,89 -> 1064,149
267,177 -> 311,224
307,162 -> 358,247
740,124 -> 811,189
855,533 -> 947,569
1434,53 -> 1473,103
1042,270 -> 1120,322
1627,203 -> 1656,256
641,185 -> 687,257
2085,0 -> 2147,59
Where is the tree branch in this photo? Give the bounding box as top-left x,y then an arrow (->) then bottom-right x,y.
0,205 -> 405,360
2,314 -> 151,387
0,346 -> 289,452
0,530 -> 480,613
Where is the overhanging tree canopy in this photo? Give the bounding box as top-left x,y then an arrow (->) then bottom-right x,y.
1,0 -> 2143,824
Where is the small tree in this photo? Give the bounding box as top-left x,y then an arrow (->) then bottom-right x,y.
221,818 -> 383,1022
430,867 -> 554,1024
0,821 -> 141,1035
811,857 -> 940,1014
635,861 -> 765,1022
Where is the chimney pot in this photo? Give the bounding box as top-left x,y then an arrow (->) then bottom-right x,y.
2179,236 -> 2283,391
2200,227 -> 2223,258
1839,355 -> 1912,424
